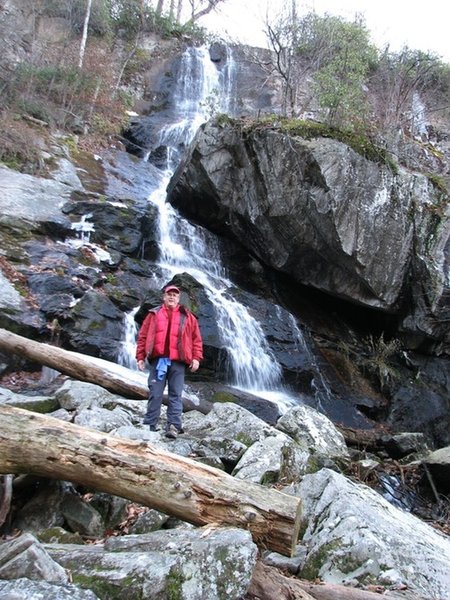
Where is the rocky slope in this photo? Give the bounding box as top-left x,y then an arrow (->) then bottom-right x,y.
0,17 -> 449,599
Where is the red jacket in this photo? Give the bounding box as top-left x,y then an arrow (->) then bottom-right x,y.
136,304 -> 203,365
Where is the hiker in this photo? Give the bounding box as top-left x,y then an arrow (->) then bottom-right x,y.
136,285 -> 203,438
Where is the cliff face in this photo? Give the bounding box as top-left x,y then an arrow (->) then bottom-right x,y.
168,119 -> 450,354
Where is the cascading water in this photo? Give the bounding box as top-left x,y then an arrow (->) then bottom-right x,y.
125,46 -> 295,406
118,307 -> 138,371
150,47 -> 283,393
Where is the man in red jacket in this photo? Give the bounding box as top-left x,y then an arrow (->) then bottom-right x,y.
136,284 -> 203,439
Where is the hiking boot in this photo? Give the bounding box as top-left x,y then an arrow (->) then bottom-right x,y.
165,424 -> 178,439
149,425 -> 159,432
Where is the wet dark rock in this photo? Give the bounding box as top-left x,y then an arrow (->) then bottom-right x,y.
167,119 -> 450,354
188,382 -> 281,425
62,200 -> 158,257
66,291 -> 125,361
27,273 -> 85,297
148,145 -> 168,169
423,446 -> 450,494
386,355 -> 450,447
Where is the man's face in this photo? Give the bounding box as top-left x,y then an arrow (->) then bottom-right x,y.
163,290 -> 180,309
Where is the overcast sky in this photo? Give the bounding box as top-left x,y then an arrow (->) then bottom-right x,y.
199,0 -> 450,62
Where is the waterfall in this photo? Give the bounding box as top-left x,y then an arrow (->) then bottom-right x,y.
285,312 -> 333,411
144,46 -> 284,394
410,92 -> 428,139
118,308 -> 138,371
118,45 -> 301,409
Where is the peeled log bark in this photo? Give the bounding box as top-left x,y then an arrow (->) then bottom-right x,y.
0,475 -> 13,528
0,328 -> 148,399
0,406 -> 302,557
247,562 -> 406,600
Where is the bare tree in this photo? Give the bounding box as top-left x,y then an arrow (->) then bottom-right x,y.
184,0 -> 226,25
265,1 -> 308,117
176,0 -> 183,21
155,0 -> 165,16
79,0 -> 93,68
371,47 -> 443,138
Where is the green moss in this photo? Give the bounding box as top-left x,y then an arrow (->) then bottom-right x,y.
216,113 -> 233,127
304,455 -> 322,475
427,172 -> 449,196
212,391 -> 235,403
166,567 -> 186,600
260,470 -> 279,485
299,540 -> 340,580
426,173 -> 450,215
37,526 -> 84,544
107,288 -> 124,302
15,398 -> 60,414
73,573 -> 138,599
235,432 -> 253,447
224,115 -> 398,172
104,273 -> 117,285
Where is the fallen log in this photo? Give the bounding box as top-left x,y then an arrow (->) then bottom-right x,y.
0,329 -> 213,415
0,406 -> 302,557
337,425 -> 386,451
246,562 -> 407,600
245,561 -> 315,599
0,328 -> 148,399
0,475 -> 13,528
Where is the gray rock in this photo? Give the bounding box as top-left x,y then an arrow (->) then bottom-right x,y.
0,271 -> 24,314
74,405 -> 133,432
0,578 -> 100,600
51,158 -> 84,190
0,533 -> 68,583
61,495 -> 105,538
182,402 -> 274,446
90,493 -> 129,531
232,433 -> 299,484
381,432 -> 429,459
46,527 -> 258,600
190,435 -> 247,469
54,379 -> 136,412
167,120 -> 450,351
0,166 -> 70,224
0,386 -> 59,413
263,545 -> 308,574
276,405 -> 350,460
128,509 -> 169,534
422,445 -> 450,494
290,469 -> 450,598
12,484 -> 68,532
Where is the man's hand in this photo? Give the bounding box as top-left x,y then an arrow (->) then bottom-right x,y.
189,359 -> 199,372
137,359 -> 146,371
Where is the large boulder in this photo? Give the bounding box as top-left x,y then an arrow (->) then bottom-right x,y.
45,527 -> 258,600
0,533 -> 68,583
289,469 -> 450,599
167,119 -> 450,352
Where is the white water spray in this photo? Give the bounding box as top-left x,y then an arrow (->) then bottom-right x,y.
145,46 -> 285,394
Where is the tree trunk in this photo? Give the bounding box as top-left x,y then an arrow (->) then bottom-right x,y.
0,328 -> 212,414
246,561 -> 405,600
183,0 -> 224,24
0,406 -> 302,557
78,0 -> 93,68
337,425 -> 386,452
0,475 -> 13,528
0,328 -> 148,399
